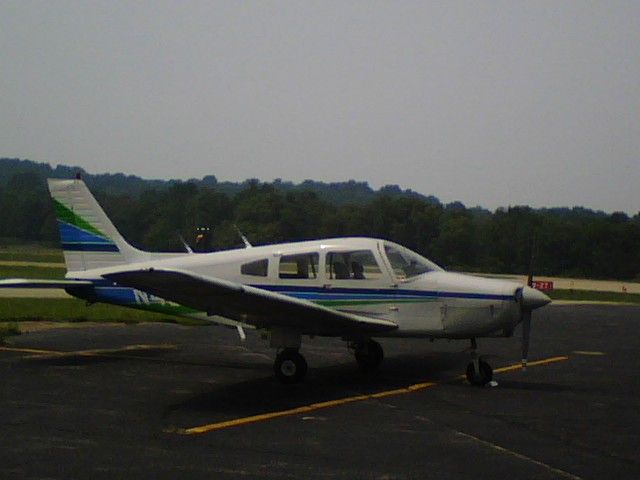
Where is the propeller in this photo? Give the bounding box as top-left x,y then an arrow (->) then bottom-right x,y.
522,249 -> 533,370
520,234 -> 548,369
521,306 -> 531,369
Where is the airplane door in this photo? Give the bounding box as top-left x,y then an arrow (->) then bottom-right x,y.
376,242 -> 444,333
420,275 -> 444,333
323,248 -> 395,320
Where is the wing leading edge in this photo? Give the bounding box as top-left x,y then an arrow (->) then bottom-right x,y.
103,268 -> 398,336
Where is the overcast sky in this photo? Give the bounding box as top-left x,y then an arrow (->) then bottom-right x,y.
1,1 -> 639,213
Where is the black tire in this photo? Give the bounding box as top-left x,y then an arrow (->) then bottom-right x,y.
274,348 -> 308,384
466,359 -> 493,386
355,339 -> 384,371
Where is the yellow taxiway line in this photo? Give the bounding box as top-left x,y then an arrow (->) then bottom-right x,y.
179,382 -> 439,435
0,344 -> 176,359
0,344 -> 569,435
0,346 -> 66,355
178,355 -> 569,435
493,355 -> 569,373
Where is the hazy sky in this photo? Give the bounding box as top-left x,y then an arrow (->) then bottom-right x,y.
1,1 -> 639,213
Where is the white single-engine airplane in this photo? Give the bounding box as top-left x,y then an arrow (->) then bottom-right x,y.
0,178 -> 550,384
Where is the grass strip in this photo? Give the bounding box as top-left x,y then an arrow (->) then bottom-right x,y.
0,246 -> 64,263
0,265 -> 66,279
0,252 -> 64,263
0,322 -> 21,341
548,289 -> 640,304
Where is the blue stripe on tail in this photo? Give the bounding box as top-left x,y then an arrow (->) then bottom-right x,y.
57,221 -> 119,253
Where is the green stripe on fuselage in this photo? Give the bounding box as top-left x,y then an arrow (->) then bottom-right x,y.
53,199 -> 108,239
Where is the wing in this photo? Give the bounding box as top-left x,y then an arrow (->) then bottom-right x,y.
0,278 -> 93,288
103,268 -> 398,336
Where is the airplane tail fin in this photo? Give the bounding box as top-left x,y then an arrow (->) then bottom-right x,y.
48,178 -> 146,272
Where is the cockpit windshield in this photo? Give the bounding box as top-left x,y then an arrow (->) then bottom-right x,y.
383,242 -> 442,280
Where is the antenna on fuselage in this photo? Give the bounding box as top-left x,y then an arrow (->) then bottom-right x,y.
177,233 -> 194,254
234,225 -> 253,248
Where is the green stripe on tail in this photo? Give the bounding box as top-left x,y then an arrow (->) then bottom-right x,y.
53,199 -> 109,239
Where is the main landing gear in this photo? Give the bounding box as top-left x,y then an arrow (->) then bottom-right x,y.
269,331 -> 386,384
465,338 -> 494,386
270,329 -> 308,384
273,348 -> 308,384
269,333 -> 493,386
353,339 -> 384,371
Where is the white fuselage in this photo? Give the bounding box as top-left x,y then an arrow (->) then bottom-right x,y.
69,237 -> 529,339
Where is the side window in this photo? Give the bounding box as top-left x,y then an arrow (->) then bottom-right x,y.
240,259 -> 268,277
325,250 -> 383,281
279,253 -> 319,279
384,244 -> 438,280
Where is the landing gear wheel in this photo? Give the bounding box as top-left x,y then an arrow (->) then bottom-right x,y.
466,359 -> 493,386
274,348 -> 307,384
354,339 -> 384,371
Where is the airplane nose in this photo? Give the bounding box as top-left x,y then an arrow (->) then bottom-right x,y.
521,286 -> 551,309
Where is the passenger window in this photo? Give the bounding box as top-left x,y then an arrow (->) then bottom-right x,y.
325,250 -> 383,281
279,253 -> 319,279
240,259 -> 268,277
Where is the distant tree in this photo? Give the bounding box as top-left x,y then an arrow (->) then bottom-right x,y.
0,172 -> 53,241
1,157 -> 638,279
433,213 -> 475,270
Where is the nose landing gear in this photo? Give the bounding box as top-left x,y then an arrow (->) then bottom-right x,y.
466,338 -> 494,386
466,359 -> 493,386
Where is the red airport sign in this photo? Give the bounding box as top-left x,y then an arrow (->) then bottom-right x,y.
531,280 -> 554,291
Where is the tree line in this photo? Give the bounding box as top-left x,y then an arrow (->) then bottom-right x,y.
1,158 -> 639,280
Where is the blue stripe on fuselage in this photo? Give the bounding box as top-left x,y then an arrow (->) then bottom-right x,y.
93,286 -> 137,304
70,280 -> 514,307
251,284 -> 513,302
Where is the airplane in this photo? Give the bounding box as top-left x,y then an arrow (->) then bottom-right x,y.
0,177 -> 551,385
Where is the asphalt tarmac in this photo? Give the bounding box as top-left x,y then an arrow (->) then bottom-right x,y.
1,304 -> 638,479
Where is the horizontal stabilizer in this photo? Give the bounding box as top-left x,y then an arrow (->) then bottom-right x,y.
104,268 -> 398,336
0,278 -> 94,289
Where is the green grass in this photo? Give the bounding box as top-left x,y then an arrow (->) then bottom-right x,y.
0,298 -> 209,326
0,244 -> 64,263
548,289 -> 640,304
0,265 -> 66,279
0,322 -> 21,341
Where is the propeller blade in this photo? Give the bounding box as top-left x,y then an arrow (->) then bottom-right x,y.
527,234 -> 536,287
521,309 -> 531,369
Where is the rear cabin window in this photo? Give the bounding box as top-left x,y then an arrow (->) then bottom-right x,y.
325,250 -> 383,281
279,253 -> 319,279
240,259 -> 268,277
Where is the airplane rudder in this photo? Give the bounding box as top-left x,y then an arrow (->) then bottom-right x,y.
47,178 -> 130,271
